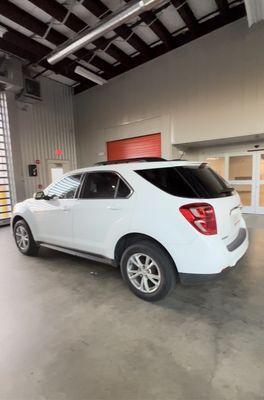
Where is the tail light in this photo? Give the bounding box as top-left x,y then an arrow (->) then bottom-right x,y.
179,203 -> 217,235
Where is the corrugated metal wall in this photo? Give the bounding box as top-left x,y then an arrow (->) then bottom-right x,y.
16,78 -> 76,199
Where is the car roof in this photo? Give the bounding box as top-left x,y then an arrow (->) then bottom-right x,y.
67,160 -> 202,176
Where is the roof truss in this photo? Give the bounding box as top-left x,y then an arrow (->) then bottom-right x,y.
0,0 -> 246,93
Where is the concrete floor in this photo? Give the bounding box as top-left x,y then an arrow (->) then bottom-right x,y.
0,219 -> 264,400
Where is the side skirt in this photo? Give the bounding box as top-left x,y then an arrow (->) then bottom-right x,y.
39,243 -> 117,267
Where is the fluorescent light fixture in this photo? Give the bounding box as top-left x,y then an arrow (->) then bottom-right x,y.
48,0 -> 162,65
74,66 -> 107,85
0,25 -> 7,38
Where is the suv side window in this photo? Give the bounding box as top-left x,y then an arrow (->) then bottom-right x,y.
46,174 -> 82,199
116,178 -> 131,198
80,172 -> 131,199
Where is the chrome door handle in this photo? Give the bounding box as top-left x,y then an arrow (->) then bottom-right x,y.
107,206 -> 121,211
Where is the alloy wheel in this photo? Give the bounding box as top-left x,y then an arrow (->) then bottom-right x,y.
127,253 -> 161,293
15,225 -> 29,251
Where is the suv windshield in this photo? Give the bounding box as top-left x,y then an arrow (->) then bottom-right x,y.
136,165 -> 234,198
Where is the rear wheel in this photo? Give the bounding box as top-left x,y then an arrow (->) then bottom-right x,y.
14,220 -> 39,256
120,240 -> 177,301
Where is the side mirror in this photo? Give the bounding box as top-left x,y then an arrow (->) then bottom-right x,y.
34,191 -> 46,200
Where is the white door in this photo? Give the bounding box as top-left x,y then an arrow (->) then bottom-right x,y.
254,152 -> 264,214
47,160 -> 71,184
206,152 -> 264,214
227,154 -> 255,214
34,173 -> 82,246
72,171 -> 134,257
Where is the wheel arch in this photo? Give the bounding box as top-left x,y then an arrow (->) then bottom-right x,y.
12,215 -> 32,233
12,215 -> 25,230
114,232 -> 179,274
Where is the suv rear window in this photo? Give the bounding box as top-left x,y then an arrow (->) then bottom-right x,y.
136,165 -> 234,198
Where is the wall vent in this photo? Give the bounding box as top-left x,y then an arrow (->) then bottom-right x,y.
17,78 -> 42,103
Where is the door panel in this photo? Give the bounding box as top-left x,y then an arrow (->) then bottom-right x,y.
72,198 -> 133,256
72,172 -> 134,258
33,174 -> 82,245
107,133 -> 161,161
33,198 -> 76,246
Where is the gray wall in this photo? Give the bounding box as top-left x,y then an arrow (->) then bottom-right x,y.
8,77 -> 76,200
74,18 -> 264,166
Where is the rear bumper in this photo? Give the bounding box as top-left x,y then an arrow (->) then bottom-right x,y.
166,222 -> 249,277
179,266 -> 234,285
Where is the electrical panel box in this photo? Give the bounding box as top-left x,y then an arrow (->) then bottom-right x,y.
28,164 -> 38,177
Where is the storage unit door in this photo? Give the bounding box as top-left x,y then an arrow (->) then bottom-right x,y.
107,133 -> 161,161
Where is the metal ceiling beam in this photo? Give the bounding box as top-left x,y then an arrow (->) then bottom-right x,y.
123,0 -> 173,47
75,2 -> 246,94
0,1 -> 132,71
215,0 -> 229,16
171,0 -> 198,31
0,0 -> 109,74
27,0 -> 134,68
0,37 -> 93,89
0,24 -> 94,88
82,0 -> 152,58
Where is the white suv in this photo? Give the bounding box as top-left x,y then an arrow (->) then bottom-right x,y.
12,159 -> 248,301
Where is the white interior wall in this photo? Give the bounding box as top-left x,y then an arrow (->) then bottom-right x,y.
183,140 -> 264,161
74,17 -> 264,166
7,77 -> 76,200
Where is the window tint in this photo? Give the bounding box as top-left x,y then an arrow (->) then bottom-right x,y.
116,179 -> 131,198
136,166 -> 234,199
46,174 -> 82,199
80,172 -> 131,199
81,172 -> 118,199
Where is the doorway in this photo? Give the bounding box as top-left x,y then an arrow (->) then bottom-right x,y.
206,152 -> 264,214
47,160 -> 71,184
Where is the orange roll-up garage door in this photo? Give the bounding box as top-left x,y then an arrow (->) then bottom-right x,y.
107,133 -> 161,161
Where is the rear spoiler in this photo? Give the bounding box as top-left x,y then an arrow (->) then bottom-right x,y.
199,162 -> 208,169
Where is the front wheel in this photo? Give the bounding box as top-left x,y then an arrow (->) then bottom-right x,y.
14,220 -> 39,256
120,241 -> 177,301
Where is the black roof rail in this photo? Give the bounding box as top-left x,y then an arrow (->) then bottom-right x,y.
94,157 -> 166,166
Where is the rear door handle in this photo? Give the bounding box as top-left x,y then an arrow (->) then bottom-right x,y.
107,206 -> 121,211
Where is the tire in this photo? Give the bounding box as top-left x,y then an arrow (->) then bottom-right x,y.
120,240 -> 177,301
13,219 -> 39,256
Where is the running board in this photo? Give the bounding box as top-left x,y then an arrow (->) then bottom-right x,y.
40,243 -> 116,266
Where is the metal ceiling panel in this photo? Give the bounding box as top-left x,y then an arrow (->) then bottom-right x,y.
102,0 -> 126,12
156,4 -> 185,32
132,21 -> 160,45
187,0 -> 218,19
10,0 -> 51,23
42,71 -> 76,85
113,37 -> 138,54
95,50 -> 118,64
64,1 -> 100,28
